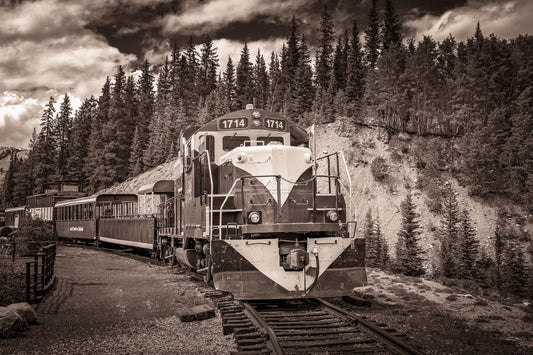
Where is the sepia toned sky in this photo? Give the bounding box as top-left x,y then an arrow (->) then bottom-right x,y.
1,0 -> 532,148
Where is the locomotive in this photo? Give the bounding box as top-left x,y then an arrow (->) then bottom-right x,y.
13,106 -> 367,300
157,105 -> 367,299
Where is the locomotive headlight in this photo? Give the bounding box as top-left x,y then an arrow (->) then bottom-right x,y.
248,211 -> 261,224
251,110 -> 261,118
327,210 -> 339,222
252,118 -> 261,127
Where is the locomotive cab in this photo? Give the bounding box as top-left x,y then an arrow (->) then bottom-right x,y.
166,106 -> 367,299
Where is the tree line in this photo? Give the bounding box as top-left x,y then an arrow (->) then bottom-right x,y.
1,0 -> 532,212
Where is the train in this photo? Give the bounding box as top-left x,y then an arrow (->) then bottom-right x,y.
6,106 -> 367,299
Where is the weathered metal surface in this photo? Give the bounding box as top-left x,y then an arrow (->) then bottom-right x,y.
211,240 -> 367,299
98,218 -> 155,249
55,220 -> 97,240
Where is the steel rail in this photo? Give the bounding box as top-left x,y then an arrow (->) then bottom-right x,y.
241,301 -> 285,355
315,298 -> 424,355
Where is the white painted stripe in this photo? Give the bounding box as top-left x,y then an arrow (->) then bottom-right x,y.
99,237 -> 153,250
225,237 -> 353,292
219,145 -> 312,207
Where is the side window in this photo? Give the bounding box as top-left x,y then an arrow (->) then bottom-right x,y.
223,136 -> 249,151
199,135 -> 215,162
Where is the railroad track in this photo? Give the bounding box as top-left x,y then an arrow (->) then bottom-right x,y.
217,298 -> 423,355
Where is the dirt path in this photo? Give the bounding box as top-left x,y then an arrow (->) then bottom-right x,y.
0,246 -> 234,354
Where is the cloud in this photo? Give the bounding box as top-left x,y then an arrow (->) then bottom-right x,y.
0,92 -> 41,148
0,0 -> 138,147
214,37 -> 286,71
160,0 -> 307,35
403,0 -> 533,42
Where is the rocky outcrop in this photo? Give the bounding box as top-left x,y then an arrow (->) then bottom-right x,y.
0,302 -> 37,336
0,307 -> 26,335
7,302 -> 37,324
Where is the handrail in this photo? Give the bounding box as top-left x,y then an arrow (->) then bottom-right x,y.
218,178 -> 243,239
338,151 -> 354,225
193,150 -> 214,239
315,151 -> 355,237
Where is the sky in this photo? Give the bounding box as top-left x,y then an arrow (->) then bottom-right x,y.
0,0 -> 532,148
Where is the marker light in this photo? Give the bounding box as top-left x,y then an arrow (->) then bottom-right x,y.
236,152 -> 247,163
327,210 -> 339,222
248,212 -> 261,224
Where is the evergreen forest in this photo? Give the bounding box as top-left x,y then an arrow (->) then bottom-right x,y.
1,0 -> 531,298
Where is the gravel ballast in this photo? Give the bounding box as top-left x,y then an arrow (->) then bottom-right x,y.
0,246 -> 235,354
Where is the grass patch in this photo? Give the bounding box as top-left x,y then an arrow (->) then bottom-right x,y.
0,259 -> 26,306
474,299 -> 489,306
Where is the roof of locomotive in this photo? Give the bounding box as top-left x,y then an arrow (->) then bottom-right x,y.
183,107 -> 308,146
138,180 -> 174,194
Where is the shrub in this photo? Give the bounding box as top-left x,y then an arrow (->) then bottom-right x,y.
371,157 -> 388,181
15,217 -> 55,256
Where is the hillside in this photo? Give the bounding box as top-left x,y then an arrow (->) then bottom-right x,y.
314,120 -> 498,272
103,122 -> 516,273
0,148 -> 29,189
99,159 -> 177,194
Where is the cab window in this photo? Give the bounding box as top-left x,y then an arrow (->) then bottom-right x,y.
223,136 -> 249,151
258,136 -> 284,145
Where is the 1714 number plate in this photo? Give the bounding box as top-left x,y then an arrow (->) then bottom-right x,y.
219,118 -> 248,129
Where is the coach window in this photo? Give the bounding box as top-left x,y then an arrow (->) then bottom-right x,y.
223,136 -> 249,151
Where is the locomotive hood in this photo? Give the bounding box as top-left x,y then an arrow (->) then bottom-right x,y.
220,144 -> 313,207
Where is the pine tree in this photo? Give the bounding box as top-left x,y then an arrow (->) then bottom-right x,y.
363,210 -> 378,267
129,126 -> 144,176
286,16 -> 300,79
290,34 -> 314,122
438,184 -> 460,278
55,93 -> 73,179
268,52 -> 283,112
67,96 -> 97,186
185,37 -> 201,118
382,0 -> 402,50
493,210 -> 506,288
346,19 -> 366,108
315,5 -> 335,90
34,97 -> 57,191
395,191 -> 424,276
86,77 -> 111,193
101,65 -> 131,184
135,60 -> 156,172
365,0 -> 380,68
222,57 -> 237,111
143,59 -> 166,170
253,49 -> 269,109
333,34 -> 348,92
457,208 -> 480,280
374,213 -> 391,269
2,151 -> 17,206
236,43 -> 254,109
198,34 -> 219,99
501,240 -> 527,296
